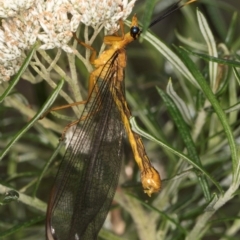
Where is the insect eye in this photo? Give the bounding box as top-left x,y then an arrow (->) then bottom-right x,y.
130,26 -> 141,39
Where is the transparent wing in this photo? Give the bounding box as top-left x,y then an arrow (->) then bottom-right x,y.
46,52 -> 125,240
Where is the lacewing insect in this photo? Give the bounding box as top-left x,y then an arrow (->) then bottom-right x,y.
45,1 -> 196,239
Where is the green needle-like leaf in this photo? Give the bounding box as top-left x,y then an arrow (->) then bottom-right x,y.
176,47 -> 239,184
0,46 -> 36,103
0,79 -> 64,160
157,86 -> 211,201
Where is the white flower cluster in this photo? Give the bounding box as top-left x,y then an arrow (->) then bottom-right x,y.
0,0 -> 35,18
71,0 -> 135,32
0,0 -> 136,83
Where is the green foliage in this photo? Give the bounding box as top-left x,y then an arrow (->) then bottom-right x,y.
1,1 -> 240,239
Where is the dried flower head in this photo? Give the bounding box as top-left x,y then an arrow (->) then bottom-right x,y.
0,2 -> 40,82
0,0 -> 136,83
0,0 -> 35,18
37,0 -> 81,53
70,0 -> 136,33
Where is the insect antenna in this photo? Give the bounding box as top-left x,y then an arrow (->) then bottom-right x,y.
148,0 -> 196,28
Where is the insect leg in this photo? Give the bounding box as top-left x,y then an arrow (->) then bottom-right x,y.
72,32 -> 97,64
41,39 -> 99,120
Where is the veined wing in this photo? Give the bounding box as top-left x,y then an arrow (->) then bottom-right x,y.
46,51 -> 125,240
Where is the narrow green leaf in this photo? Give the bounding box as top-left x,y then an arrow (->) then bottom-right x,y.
33,141 -> 64,198
203,0 -> 227,41
0,216 -> 44,237
210,216 -> 240,225
0,79 -> 64,160
175,30 -> 207,51
157,87 -> 211,201
197,9 -> 218,92
225,12 -> 238,46
49,111 -> 76,121
130,117 -> 223,194
142,24 -> 199,88
224,100 -> 240,114
126,15 -> 199,88
184,48 -> 240,67
176,47 -> 239,183
166,79 -> 193,125
233,67 -> 240,86
0,46 -> 36,103
128,193 -> 187,235
141,0 -> 157,36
